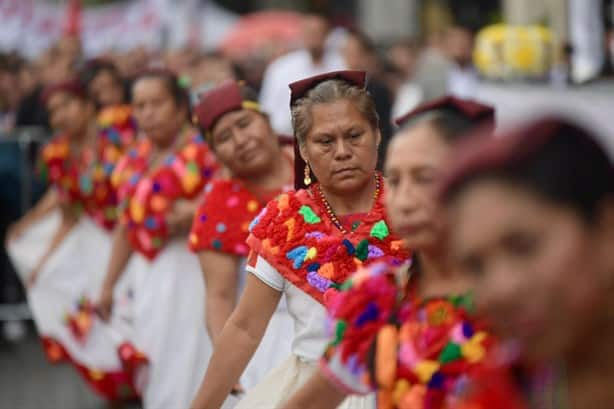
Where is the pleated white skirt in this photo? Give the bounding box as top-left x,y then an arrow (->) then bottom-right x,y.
131,240 -> 213,409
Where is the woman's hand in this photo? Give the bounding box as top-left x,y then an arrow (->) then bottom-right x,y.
167,199 -> 196,236
6,221 -> 27,243
26,264 -> 42,289
7,189 -> 59,244
96,285 -> 115,322
230,383 -> 244,396
98,225 -> 133,322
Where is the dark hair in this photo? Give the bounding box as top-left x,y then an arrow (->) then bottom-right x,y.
444,120 -> 614,223
239,83 -> 258,103
80,59 -> 123,88
347,28 -> 377,55
132,69 -> 190,117
398,108 -> 478,144
79,59 -> 128,107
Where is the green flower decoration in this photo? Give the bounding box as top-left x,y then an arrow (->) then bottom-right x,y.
370,220 -> 389,240
356,239 -> 369,261
439,342 -> 462,363
333,320 -> 347,346
299,205 -> 321,224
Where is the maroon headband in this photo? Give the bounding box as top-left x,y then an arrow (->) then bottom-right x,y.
41,79 -> 86,105
288,69 -> 367,106
395,96 -> 495,130
438,116 -> 609,202
193,80 -> 260,134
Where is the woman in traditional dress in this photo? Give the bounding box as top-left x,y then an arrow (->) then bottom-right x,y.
6,79 -> 140,400
97,69 -> 219,409
282,97 -> 525,409
189,80 -> 293,391
80,58 -> 128,111
440,117 -> 614,408
190,70 -> 410,409
6,81 -> 91,283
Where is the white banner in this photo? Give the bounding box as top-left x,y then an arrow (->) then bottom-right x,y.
0,0 -> 238,58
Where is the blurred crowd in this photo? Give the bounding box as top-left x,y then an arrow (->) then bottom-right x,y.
0,21 -> 469,138
2,2 -> 614,137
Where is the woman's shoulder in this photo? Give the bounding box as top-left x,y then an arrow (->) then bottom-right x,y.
41,134 -> 69,157
111,139 -> 149,189
174,128 -> 219,184
189,180 -> 260,256
247,188 -> 311,236
39,135 -> 71,182
371,294 -> 500,407
97,104 -> 138,149
320,262 -> 404,395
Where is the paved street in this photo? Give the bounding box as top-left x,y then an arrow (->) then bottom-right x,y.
0,324 -> 140,409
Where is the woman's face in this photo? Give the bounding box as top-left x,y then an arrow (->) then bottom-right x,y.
448,180 -> 614,363
211,109 -> 278,178
385,122 -> 449,251
300,99 -> 379,195
132,77 -> 185,147
46,91 -> 92,138
90,69 -> 124,108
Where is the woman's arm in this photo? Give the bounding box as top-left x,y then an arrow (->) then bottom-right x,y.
27,203 -> 78,286
97,224 -> 133,321
190,273 -> 282,409
167,198 -> 199,237
197,251 -> 241,344
7,188 -> 59,242
281,370 -> 347,409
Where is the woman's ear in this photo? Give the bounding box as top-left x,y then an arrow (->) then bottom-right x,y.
298,140 -> 309,164
375,128 -> 382,149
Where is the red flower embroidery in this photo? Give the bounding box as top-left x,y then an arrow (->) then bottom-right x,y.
246,183 -> 410,305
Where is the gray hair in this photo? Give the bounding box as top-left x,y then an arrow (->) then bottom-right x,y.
291,79 -> 379,145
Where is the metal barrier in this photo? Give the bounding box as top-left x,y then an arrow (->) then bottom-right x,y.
0,126 -> 49,324
0,126 -> 49,212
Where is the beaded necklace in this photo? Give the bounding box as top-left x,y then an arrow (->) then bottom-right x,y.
316,172 -> 382,235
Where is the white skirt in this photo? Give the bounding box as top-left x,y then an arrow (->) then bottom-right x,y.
8,214 -> 141,399
236,355 -> 376,409
131,240 -> 213,409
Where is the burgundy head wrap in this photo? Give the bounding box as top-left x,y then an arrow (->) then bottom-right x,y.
438,116 -> 612,203
193,80 -> 260,137
41,79 -> 87,105
395,96 -> 495,132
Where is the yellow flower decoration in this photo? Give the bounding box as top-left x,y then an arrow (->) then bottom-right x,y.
414,360 -> 440,383
247,200 -> 259,213
461,331 -> 488,363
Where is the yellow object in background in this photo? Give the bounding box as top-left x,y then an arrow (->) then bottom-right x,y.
474,24 -> 554,80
